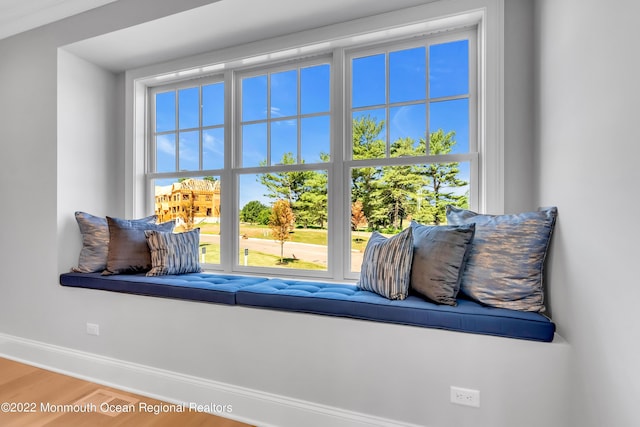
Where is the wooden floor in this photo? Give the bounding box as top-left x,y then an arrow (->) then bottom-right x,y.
0,358 -> 254,427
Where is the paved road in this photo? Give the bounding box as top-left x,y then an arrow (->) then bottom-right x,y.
200,233 -> 364,269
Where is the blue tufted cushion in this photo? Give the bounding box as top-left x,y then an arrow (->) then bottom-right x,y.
72,211 -> 157,273
145,228 -> 202,276
60,272 -> 267,305
235,278 -> 556,342
446,206 -> 558,312
357,227 -> 414,300
60,272 -> 556,341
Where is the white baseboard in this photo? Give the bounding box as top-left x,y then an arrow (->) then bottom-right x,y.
0,332 -> 423,427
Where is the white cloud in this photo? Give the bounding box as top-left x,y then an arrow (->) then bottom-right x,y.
156,134 -> 175,155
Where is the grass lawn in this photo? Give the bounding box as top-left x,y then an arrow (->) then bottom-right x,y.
192,223 -> 378,270
199,242 -> 326,270
239,224 -> 329,245
194,222 -> 331,245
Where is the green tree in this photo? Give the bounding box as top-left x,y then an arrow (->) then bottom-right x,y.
351,115 -> 385,228
258,152 -> 328,228
296,169 -> 328,228
416,129 -> 469,225
259,153 -> 313,205
269,199 -> 296,264
240,200 -> 270,224
373,137 -> 425,230
350,116 -> 468,228
352,114 -> 386,160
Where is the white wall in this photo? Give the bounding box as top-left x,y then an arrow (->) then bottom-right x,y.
535,0 -> 640,426
0,30 -> 63,344
0,0 -> 215,344
504,0 -> 535,214
0,1 -> 573,426
57,49 -> 122,273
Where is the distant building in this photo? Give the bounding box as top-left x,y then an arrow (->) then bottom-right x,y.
155,178 -> 221,226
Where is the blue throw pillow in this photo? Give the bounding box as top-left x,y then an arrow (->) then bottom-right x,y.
72,211 -> 157,273
409,221 -> 476,306
145,228 -> 202,276
446,206 -> 558,312
357,227 -> 414,300
103,216 -> 175,275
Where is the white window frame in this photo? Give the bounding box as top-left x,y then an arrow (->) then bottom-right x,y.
147,75 -> 226,177
232,57 -> 333,277
235,57 -> 332,168
125,1 -> 504,281
342,30 -> 478,279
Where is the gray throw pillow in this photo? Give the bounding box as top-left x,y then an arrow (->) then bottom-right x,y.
357,227 -> 414,300
145,228 -> 202,276
446,206 -> 558,312
103,216 -> 175,275
73,211 -> 156,273
409,221 -> 476,306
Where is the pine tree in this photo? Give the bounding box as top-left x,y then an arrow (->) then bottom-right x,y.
351,115 -> 385,228
416,129 -> 469,225
258,152 -> 328,228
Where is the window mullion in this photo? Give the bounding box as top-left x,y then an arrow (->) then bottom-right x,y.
266,73 -> 272,166
222,69 -> 235,273
174,91 -> 179,172
385,50 -> 391,158
425,44 -> 431,154
330,47 -> 346,280
199,86 -> 203,171
148,91 -> 156,174
296,67 -> 302,163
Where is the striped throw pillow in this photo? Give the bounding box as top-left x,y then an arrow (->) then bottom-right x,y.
357,227 -> 414,300
145,228 -> 202,276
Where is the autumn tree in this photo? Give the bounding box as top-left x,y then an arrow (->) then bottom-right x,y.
351,200 -> 368,243
179,192 -> 194,230
269,199 -> 296,264
351,200 -> 367,231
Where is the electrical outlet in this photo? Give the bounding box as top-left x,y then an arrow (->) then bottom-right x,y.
450,386 -> 480,408
86,323 -> 100,336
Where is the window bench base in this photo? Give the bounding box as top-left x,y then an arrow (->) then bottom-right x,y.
59,272 -> 555,342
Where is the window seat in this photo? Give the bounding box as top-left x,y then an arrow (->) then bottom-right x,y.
59,272 -> 556,342
59,272 -> 265,305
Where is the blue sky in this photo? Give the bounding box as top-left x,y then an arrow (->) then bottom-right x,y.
154,39 -> 470,208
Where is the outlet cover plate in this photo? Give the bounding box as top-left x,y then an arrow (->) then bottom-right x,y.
86,323 -> 100,336
450,386 -> 480,408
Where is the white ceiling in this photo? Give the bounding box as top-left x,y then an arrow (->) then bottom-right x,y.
2,0 -> 438,71
0,0 -> 119,40
64,0 -> 438,72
